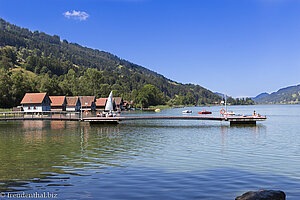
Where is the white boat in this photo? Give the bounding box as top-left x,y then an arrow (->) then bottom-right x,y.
182,110 -> 192,114
105,91 -> 114,112
155,109 -> 161,112
224,111 -> 235,116
102,91 -> 116,117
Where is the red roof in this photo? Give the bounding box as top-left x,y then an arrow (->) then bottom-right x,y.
78,96 -> 95,107
66,97 -> 80,107
21,93 -> 49,104
49,96 -> 66,106
113,97 -> 123,106
96,98 -> 107,107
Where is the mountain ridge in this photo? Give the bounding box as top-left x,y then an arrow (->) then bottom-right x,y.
254,85 -> 300,104
252,92 -> 269,100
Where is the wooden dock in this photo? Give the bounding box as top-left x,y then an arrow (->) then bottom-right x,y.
0,111 -> 267,125
84,116 -> 267,125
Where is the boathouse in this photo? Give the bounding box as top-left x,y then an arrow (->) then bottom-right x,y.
21,93 -> 51,112
49,96 -> 67,111
113,97 -> 124,110
95,98 -> 118,111
66,97 -> 81,112
95,98 -> 107,111
79,96 -> 96,111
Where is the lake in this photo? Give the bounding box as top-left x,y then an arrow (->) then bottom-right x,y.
0,105 -> 300,199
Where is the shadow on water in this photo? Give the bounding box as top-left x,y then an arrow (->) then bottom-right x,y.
1,167 -> 300,199
117,121 -> 266,129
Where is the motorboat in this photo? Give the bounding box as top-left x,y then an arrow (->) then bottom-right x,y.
182,110 -> 192,114
224,111 -> 235,116
155,109 -> 161,112
198,111 -> 212,114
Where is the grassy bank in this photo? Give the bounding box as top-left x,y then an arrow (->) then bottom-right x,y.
146,105 -> 184,110
145,104 -> 221,110
0,108 -> 12,112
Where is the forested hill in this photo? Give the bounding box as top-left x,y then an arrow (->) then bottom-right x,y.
0,18 -> 221,107
254,85 -> 300,104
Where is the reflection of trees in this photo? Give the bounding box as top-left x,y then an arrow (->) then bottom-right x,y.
0,122 -> 140,192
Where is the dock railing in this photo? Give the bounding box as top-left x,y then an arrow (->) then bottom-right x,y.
0,111 -> 81,121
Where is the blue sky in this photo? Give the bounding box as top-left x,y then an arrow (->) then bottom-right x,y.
1,0 -> 300,97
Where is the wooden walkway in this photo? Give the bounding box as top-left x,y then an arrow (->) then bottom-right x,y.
0,112 -> 267,125
85,116 -> 267,125
0,111 -> 80,121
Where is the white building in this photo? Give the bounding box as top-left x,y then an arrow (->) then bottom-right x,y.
66,97 -> 81,112
21,93 -> 51,112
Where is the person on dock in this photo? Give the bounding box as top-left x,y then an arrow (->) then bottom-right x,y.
253,110 -> 256,117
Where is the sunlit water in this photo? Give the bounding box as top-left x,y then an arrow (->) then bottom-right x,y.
0,105 -> 300,199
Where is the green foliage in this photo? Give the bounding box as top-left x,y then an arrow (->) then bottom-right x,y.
135,85 -> 165,108
0,47 -> 16,70
228,97 -> 254,105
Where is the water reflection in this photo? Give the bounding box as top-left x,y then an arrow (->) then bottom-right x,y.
0,105 -> 298,198
50,121 -> 66,130
221,126 -> 227,152
220,125 -> 266,152
0,122 -> 130,192
22,121 -> 46,130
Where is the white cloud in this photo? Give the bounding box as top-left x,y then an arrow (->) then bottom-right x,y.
63,10 -> 89,21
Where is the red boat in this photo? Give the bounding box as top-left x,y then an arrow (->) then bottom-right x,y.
198,111 -> 212,114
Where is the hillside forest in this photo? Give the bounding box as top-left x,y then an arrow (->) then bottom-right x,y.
0,18 -> 253,108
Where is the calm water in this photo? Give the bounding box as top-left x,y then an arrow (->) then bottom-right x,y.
0,105 -> 300,199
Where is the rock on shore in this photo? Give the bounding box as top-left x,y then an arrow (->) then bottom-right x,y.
235,189 -> 286,200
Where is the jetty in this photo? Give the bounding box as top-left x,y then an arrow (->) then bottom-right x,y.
85,116 -> 266,125
0,111 -> 266,125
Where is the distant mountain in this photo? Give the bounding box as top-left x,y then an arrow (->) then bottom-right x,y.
214,92 -> 233,99
0,18 -> 222,107
214,92 -> 254,105
254,85 -> 300,104
252,92 -> 269,100
215,92 -> 225,97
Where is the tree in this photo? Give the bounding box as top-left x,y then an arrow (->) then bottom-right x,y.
10,71 -> 33,106
0,47 -> 17,64
60,69 -> 79,96
80,68 -> 103,96
0,68 -> 12,107
183,91 -> 197,105
39,74 -> 63,95
135,84 -> 165,108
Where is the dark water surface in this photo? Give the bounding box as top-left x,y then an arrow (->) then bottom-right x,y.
0,105 -> 300,199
